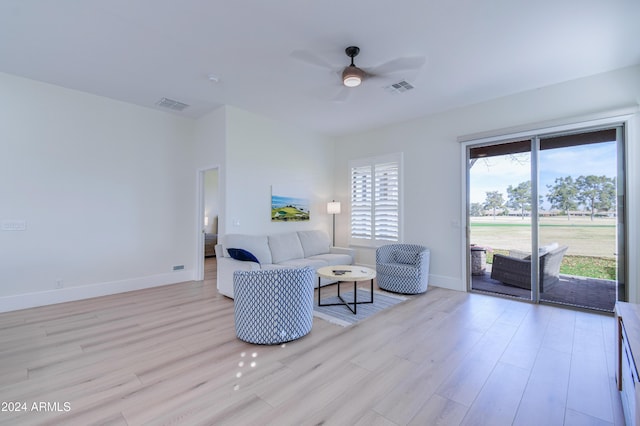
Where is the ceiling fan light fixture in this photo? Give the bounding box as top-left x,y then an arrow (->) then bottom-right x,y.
342,66 -> 364,87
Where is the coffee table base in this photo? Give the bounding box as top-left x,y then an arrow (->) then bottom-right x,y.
318,278 -> 374,315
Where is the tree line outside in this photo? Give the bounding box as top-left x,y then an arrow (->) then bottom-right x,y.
471,174 -> 616,220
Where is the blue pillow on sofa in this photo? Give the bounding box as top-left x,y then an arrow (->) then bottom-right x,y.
228,248 -> 260,264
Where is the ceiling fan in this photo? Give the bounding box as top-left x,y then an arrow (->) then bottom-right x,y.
291,45 -> 425,100
342,46 -> 366,87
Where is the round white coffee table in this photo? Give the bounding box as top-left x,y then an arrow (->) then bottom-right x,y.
316,265 -> 376,314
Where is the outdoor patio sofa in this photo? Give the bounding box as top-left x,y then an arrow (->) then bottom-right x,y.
490,244 -> 568,292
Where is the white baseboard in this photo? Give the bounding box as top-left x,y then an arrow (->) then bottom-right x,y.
356,263 -> 465,292
428,274 -> 465,292
0,270 -> 195,313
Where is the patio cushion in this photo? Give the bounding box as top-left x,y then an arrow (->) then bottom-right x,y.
539,242 -> 559,255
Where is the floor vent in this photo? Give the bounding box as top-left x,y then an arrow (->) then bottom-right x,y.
384,80 -> 415,94
156,97 -> 189,111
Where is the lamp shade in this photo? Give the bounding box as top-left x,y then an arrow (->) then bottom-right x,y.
204,216 -> 209,226
327,201 -> 341,215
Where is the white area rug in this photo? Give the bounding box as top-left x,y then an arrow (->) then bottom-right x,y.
313,289 -> 407,327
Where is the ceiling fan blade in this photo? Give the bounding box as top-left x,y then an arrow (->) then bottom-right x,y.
290,50 -> 335,70
331,88 -> 352,103
363,73 -> 395,83
368,56 -> 426,75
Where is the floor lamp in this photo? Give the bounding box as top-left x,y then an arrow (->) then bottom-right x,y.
327,200 -> 341,246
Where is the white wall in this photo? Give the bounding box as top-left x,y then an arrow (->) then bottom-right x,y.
334,65 -> 640,295
194,106 -> 226,234
223,106 -> 335,237
0,82 -> 337,312
0,72 -> 197,311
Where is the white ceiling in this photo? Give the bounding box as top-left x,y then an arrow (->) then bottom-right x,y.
1,0 -> 639,136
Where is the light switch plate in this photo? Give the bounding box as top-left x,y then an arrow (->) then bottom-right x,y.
1,220 -> 27,231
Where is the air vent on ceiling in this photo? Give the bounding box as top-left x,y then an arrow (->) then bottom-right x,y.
384,80 -> 415,94
156,97 -> 190,111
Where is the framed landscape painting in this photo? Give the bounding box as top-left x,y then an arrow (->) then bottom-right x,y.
271,184 -> 310,222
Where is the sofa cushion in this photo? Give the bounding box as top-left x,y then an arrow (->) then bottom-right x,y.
297,230 -> 331,257
227,248 -> 260,264
308,253 -> 353,266
378,262 -> 419,278
276,258 -> 328,269
539,242 -> 559,255
392,249 -> 418,265
269,232 -> 304,264
224,234 -> 272,264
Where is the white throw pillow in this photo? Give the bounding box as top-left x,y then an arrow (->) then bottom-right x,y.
269,232 -> 305,264
297,230 -> 330,257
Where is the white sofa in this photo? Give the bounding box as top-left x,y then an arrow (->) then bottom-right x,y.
215,230 -> 355,298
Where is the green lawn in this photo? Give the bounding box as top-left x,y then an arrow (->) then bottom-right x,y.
271,206 -> 310,222
473,216 -> 617,280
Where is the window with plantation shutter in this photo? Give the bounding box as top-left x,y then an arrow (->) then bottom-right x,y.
349,153 -> 402,245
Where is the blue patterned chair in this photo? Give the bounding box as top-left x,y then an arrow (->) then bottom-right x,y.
233,267 -> 314,345
376,244 -> 430,294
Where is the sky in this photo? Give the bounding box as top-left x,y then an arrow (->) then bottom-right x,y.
469,142 -> 617,209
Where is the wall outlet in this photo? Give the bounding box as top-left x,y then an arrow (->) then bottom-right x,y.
55,279 -> 64,289
173,265 -> 185,271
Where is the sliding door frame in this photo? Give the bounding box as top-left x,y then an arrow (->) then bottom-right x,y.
531,136 -> 541,303
616,126 -> 627,302
460,109 -> 637,304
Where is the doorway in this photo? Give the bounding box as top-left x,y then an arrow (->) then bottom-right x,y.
466,126 -> 625,312
197,167 -> 220,281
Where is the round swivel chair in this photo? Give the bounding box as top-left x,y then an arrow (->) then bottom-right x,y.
376,244 -> 430,294
233,267 -> 315,345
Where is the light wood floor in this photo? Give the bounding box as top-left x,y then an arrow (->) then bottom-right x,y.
0,258 -> 624,425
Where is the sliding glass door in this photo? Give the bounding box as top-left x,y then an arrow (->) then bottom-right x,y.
469,140 -> 533,301
467,126 -> 626,312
